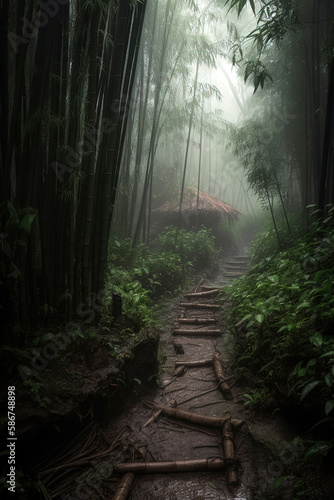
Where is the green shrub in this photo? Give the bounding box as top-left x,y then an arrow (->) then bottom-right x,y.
225,207 -> 334,450
104,268 -> 155,332
133,251 -> 186,296
156,226 -> 218,268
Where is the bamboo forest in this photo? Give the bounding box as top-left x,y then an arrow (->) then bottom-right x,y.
1,0 -> 334,498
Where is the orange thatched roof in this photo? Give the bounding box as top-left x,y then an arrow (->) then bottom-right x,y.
154,187 -> 241,218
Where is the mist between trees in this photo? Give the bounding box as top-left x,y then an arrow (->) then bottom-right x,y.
1,0 -> 334,348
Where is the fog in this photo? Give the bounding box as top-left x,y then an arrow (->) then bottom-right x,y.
113,0 -> 261,243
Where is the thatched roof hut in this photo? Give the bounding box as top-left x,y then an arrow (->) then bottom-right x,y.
153,187 -> 241,225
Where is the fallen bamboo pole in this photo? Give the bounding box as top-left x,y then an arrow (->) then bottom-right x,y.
195,278 -> 205,292
213,351 -> 232,400
116,458 -> 226,474
184,289 -> 219,299
173,329 -> 221,336
154,404 -> 230,429
222,420 -> 239,486
178,318 -> 216,324
112,473 -> 135,500
175,359 -> 212,368
179,302 -> 220,309
142,399 -> 177,428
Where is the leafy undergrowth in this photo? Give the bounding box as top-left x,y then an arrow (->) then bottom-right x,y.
226,208 -> 334,458
105,226 -> 219,331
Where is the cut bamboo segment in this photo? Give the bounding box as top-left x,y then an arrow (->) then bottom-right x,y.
142,399 -> 177,428
180,302 -> 220,309
172,365 -> 186,377
116,458 -> 226,474
184,289 -> 219,299
194,277 -> 205,292
173,329 -> 221,336
178,318 -> 216,324
222,420 -> 238,486
175,359 -> 212,368
230,418 -> 244,430
155,405 -> 230,429
112,472 -> 135,500
213,352 -> 232,400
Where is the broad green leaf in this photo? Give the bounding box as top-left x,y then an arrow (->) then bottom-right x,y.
325,371 -> 334,388
249,0 -> 256,14
325,400 -> 334,415
19,213 -> 36,233
273,476 -> 286,490
305,442 -> 333,458
300,381 -> 321,401
208,482 -> 217,489
320,351 -> 334,359
309,333 -> 323,348
255,313 -> 264,324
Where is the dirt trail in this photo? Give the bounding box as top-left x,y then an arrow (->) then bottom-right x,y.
34,256 -> 333,499
101,255 -> 299,500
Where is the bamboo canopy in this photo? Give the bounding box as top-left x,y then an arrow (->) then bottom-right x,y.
153,187 -> 241,223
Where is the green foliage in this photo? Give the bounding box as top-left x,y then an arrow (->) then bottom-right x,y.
226,207 -> 334,449
133,251 -> 186,297
156,226 -> 218,268
104,267 -> 155,332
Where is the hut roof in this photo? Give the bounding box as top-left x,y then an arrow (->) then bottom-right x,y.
154,187 -> 241,218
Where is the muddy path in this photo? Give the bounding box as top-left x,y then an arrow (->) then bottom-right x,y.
33,256 -> 334,500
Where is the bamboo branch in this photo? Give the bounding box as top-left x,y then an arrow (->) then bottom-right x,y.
175,359 -> 213,368
184,289 -> 219,298
194,278 -> 205,292
142,399 -> 177,428
116,458 -> 226,474
178,318 -> 216,324
222,420 -> 238,486
172,365 -> 186,377
179,303 -> 220,309
213,351 -> 232,400
173,329 -> 221,336
112,473 -> 135,500
154,405 -> 230,428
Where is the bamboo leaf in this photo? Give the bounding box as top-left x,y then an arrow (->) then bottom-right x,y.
325,400 -> 334,415
300,381 -> 321,401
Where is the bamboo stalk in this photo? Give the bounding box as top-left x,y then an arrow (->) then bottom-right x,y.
194,278 -> 205,292
154,405 -> 230,429
142,399 -> 177,428
112,473 -> 135,500
173,329 -> 221,336
213,352 -> 232,400
222,420 -> 238,486
116,458 -> 226,474
175,359 -> 212,368
179,303 -> 220,309
184,289 -> 219,298
178,318 -> 216,324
